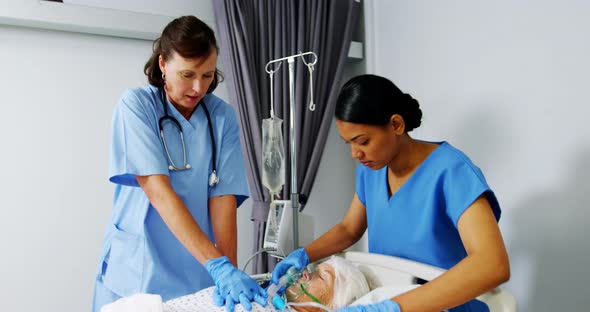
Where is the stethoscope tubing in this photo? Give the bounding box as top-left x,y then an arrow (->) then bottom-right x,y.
158,87 -> 218,185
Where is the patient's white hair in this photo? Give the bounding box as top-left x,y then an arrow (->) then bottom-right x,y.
324,256 -> 370,309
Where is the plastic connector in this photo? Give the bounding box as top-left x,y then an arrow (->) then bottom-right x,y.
272,295 -> 286,310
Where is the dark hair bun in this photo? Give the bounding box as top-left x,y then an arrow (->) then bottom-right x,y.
400,93 -> 422,132
335,74 -> 423,132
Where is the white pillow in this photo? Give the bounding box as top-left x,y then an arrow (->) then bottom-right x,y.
350,284 -> 420,306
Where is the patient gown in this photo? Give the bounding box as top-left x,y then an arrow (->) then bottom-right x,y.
355,141 -> 501,312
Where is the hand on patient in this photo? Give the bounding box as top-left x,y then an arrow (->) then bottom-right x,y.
205,256 -> 268,312
335,299 -> 401,312
271,248 -> 310,286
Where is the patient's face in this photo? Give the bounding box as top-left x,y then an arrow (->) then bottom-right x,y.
285,262 -> 336,310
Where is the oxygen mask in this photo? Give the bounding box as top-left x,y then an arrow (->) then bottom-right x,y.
284,263 -> 321,303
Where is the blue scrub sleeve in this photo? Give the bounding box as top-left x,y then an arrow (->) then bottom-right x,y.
208,107 -> 249,207
443,161 -> 501,227
355,165 -> 367,205
109,89 -> 169,187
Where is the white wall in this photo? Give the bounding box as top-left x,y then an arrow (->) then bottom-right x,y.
63,0 -> 214,22
365,1 -> 590,311
0,24 -> 149,312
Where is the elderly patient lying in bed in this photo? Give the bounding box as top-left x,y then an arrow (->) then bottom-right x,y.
101,256 -> 370,312
279,256 -> 370,311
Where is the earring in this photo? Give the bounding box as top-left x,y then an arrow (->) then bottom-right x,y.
162,73 -> 166,81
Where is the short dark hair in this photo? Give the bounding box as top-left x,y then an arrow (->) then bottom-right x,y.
335,74 -> 422,132
143,15 -> 223,93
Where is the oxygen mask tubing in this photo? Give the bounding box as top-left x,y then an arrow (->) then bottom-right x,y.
267,264 -> 332,311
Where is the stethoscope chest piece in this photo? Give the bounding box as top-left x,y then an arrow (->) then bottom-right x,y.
209,170 -> 219,187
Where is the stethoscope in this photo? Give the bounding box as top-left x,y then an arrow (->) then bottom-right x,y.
158,87 -> 219,187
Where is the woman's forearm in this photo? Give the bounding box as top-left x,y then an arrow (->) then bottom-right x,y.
137,175 -> 223,264
209,195 -> 238,265
306,195 -> 368,262
305,222 -> 363,262
392,195 -> 510,311
394,251 -> 510,312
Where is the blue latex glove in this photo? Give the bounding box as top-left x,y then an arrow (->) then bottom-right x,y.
335,299 -> 401,312
270,248 -> 310,285
205,256 -> 268,312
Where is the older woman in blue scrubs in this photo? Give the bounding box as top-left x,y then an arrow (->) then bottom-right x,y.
92,16 -> 266,312
271,75 -> 510,312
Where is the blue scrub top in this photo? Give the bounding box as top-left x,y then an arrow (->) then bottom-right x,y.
95,85 -> 249,301
356,141 -> 500,312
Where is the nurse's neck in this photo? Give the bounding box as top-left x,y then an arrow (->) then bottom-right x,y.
176,104 -> 198,121
387,138 -> 435,178
168,96 -> 199,120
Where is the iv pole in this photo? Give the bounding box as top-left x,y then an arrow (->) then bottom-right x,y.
265,51 -> 317,250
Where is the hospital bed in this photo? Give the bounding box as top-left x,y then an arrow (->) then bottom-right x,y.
111,250 -> 516,311
338,251 -> 517,312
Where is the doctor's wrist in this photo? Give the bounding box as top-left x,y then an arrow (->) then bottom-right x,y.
204,256 -> 232,278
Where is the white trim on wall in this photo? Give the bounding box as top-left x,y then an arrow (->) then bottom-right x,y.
0,0 -> 196,40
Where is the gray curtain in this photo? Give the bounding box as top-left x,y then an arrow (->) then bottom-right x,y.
214,0 -> 359,274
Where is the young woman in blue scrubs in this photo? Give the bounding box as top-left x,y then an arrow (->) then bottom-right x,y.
271,75 -> 510,312
92,16 -> 266,312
